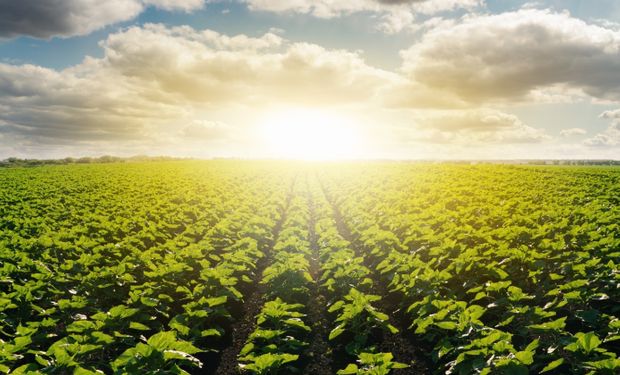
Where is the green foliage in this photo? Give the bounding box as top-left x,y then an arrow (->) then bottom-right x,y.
328,289 -> 399,355
111,331 -> 202,374
261,253 -> 312,301
0,161 -> 289,373
1,161 -> 619,374
337,352 -> 409,375
238,188 -> 314,374
239,353 -> 299,375
319,163 -> 620,375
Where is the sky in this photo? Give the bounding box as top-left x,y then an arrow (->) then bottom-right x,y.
0,0 -> 620,160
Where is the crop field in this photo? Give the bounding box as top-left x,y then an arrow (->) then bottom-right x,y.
0,161 -> 619,375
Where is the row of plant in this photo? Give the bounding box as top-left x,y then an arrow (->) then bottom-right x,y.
116,201 -> 287,373
308,178 -> 408,374
237,183 -> 315,374
0,162 -> 294,373
2,161 -> 619,374
320,164 -> 620,374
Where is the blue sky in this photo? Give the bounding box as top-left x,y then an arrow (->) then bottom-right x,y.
1,0 -> 619,159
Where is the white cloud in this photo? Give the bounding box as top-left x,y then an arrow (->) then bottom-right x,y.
584,110 -> 620,147
377,10 -> 417,34
403,109 -> 550,144
240,0 -> 481,33
584,124 -> 620,147
0,61 -> 184,143
410,0 -> 481,15
243,0 -> 479,17
0,24 -> 398,147
400,9 -> 620,104
98,24 -> 399,105
181,120 -> 232,140
144,0 -> 204,11
0,15 -> 615,159
381,80 -> 468,109
0,0 -> 205,38
600,109 -> 620,119
560,128 -> 587,137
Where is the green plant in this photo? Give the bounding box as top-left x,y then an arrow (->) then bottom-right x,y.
239,353 -> 299,375
337,352 -> 409,375
111,331 -> 202,374
237,298 -> 311,373
329,289 -> 398,355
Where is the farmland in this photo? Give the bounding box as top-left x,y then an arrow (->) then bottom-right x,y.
0,161 -> 619,374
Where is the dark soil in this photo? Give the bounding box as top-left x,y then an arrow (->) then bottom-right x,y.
300,183 -> 334,375
318,177 -> 431,374
209,266 -> 267,375
202,175 -> 432,374
207,179 -> 296,375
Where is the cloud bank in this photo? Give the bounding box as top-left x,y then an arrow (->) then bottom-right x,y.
0,0 -> 484,38
560,128 -> 587,137
407,109 -> 550,144
2,6 -> 620,159
242,0 -> 482,33
401,9 -> 620,103
0,0 -> 205,38
0,24 -> 398,148
585,109 -> 620,147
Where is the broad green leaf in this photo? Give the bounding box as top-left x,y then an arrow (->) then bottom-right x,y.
129,321 -> 151,331
436,321 -> 457,330
147,331 -> 176,350
576,332 -> 601,354
515,350 -> 534,365
540,358 -> 564,373
329,326 -> 345,340
527,317 -> 566,331
337,364 -> 359,374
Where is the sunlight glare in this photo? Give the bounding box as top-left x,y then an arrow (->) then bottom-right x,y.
259,108 -> 362,160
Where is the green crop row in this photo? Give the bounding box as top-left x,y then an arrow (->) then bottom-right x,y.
309,178 -> 408,374
0,162 -> 293,374
1,161 -> 619,374
321,164 -> 620,374
238,182 -> 314,374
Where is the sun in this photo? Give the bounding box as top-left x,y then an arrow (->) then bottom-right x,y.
259,108 -> 363,160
